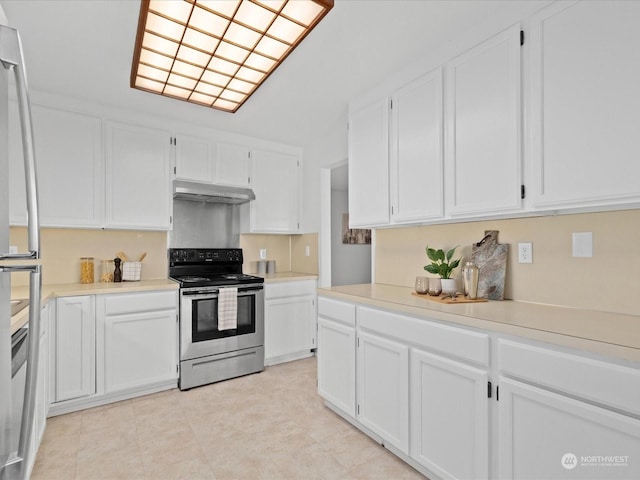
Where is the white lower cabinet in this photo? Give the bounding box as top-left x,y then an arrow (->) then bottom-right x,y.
357,330 -> 409,455
264,280 -> 317,366
497,338 -> 640,480
498,377 -> 640,480
49,289 -> 178,415
317,297 -> 356,418
410,348 -> 489,480
317,295 -> 640,480
53,296 -> 95,403
97,291 -> 178,394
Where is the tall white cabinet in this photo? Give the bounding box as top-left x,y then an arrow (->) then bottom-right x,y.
528,0 -> 640,210
445,24 -> 522,217
105,121 -> 173,230
390,69 -> 443,223
348,98 -> 390,228
9,104 -> 103,227
249,149 -> 300,233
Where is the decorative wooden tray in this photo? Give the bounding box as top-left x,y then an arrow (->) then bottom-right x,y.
411,292 -> 488,304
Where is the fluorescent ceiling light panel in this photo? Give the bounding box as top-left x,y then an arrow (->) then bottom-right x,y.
131,0 -> 333,113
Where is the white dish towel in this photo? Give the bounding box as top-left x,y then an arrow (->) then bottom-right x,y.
217,287 -> 238,330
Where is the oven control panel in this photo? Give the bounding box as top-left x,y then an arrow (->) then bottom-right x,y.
170,248 -> 243,265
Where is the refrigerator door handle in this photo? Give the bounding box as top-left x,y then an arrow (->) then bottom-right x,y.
0,25 -> 40,261
0,264 -> 41,480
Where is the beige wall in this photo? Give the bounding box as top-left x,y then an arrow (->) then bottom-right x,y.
291,233 -> 319,274
9,228 -> 319,285
239,233 -> 319,275
9,227 -> 168,286
375,209 -> 640,316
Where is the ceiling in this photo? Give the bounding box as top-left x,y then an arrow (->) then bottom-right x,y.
2,0 -> 546,150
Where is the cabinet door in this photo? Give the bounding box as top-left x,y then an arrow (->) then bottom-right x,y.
175,134 -> 214,183
445,25 -> 522,216
410,348 -> 489,480
348,98 -> 390,227
54,296 -> 95,402
105,121 -> 172,230
357,330 -> 409,454
250,149 -> 299,233
216,143 -> 251,188
102,310 -> 177,393
317,316 -> 356,418
529,1 -> 640,209
498,377 -> 640,480
9,103 -> 103,227
391,68 -> 444,223
264,296 -> 313,364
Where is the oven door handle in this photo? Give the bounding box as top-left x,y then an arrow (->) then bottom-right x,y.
182,287 -> 262,298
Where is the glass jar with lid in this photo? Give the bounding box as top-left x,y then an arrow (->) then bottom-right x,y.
80,257 -> 95,284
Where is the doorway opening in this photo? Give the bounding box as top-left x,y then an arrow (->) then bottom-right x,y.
319,161 -> 372,287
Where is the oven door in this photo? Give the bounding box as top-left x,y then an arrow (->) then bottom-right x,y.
180,285 -> 264,361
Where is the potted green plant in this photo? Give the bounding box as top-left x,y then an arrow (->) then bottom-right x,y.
424,245 -> 461,294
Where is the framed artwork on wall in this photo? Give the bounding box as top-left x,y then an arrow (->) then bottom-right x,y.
342,214 -> 371,244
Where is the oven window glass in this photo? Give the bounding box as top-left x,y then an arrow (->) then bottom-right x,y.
192,294 -> 256,341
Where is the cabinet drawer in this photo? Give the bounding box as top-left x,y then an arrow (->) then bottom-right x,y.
265,280 -> 316,299
318,297 -> 355,328
498,338 -> 640,416
358,306 -> 489,366
104,291 -> 177,316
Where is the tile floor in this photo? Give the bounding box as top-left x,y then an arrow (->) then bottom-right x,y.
31,357 -> 426,480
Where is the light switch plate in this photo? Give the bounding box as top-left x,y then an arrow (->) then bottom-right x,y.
305,245 -> 310,257
572,232 -> 593,257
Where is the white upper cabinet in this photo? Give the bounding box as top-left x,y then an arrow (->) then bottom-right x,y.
105,121 -> 173,230
348,97 -> 390,228
390,68 -> 444,223
174,134 -> 214,183
445,24 -> 522,217
9,103 -> 103,227
248,149 -> 300,233
175,137 -> 251,188
216,143 -> 251,188
528,0 -> 640,209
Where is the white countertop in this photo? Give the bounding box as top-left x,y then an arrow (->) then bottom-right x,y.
263,272 -> 318,283
10,279 -> 178,334
318,283 -> 640,363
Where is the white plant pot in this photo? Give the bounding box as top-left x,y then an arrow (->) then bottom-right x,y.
441,278 -> 457,295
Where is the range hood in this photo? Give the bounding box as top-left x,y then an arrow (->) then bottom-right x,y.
173,180 -> 255,205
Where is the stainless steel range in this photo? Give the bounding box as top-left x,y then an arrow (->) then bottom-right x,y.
169,248 -> 264,390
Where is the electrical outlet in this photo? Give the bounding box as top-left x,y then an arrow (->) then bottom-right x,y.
259,249 -> 267,260
518,242 -> 533,264
305,245 -> 310,257
9,246 -> 18,254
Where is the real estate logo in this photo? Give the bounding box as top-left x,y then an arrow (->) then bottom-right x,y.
561,452 -> 630,470
561,453 -> 578,470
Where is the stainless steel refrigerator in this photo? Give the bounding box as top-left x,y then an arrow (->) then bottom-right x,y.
0,24 -> 43,480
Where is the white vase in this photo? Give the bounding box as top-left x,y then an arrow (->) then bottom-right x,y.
441,278 -> 457,295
